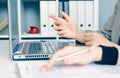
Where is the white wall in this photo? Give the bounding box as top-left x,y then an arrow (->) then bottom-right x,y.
99,0 -> 118,30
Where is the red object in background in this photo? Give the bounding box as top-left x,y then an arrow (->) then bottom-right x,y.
28,26 -> 40,34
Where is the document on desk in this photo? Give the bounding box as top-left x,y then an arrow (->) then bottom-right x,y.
16,61 -> 120,78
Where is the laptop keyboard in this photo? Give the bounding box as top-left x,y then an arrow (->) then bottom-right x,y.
28,42 -> 42,54
21,40 -> 74,54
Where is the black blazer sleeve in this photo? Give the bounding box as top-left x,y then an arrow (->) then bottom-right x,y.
95,45 -> 119,65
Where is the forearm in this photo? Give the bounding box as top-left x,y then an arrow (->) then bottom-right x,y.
104,41 -> 118,47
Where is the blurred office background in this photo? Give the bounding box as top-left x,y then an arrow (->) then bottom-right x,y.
99,0 -> 118,30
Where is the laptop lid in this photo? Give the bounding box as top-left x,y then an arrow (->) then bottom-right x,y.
8,0 -> 20,59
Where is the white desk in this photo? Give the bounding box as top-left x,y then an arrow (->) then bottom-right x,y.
0,40 -> 120,78
0,40 -> 16,78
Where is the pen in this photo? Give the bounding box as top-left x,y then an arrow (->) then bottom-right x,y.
57,46 -> 96,61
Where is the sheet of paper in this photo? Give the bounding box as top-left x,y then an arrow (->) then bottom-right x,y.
16,61 -> 120,78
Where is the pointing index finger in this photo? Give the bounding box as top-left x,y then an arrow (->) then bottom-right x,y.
61,11 -> 72,22
49,14 -> 63,22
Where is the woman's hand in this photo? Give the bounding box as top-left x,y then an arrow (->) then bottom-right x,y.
40,45 -> 102,72
49,11 -> 86,43
49,11 -> 79,39
84,32 -> 117,46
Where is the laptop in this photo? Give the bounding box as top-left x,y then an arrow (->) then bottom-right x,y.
9,39 -> 74,60
8,0 -> 75,60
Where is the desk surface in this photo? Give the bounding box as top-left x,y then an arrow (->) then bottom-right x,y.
0,40 -> 120,78
0,40 -> 16,78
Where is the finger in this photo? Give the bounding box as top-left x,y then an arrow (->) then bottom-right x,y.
47,46 -> 82,68
49,14 -> 64,22
84,36 -> 92,41
46,52 -> 61,69
40,51 -> 62,72
46,47 -> 72,69
40,64 -> 49,72
41,46 -> 83,71
54,21 -> 63,26
85,41 -> 93,46
57,30 -> 65,36
54,26 -> 65,31
61,11 -> 72,22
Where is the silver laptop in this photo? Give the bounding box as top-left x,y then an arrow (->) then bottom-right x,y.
9,38 -> 74,60
8,0 -> 75,60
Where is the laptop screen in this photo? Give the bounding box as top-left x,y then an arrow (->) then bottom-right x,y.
8,0 -> 19,54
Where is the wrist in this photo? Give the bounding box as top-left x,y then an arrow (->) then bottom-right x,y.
75,30 -> 86,43
109,42 -> 118,46
93,47 -> 102,62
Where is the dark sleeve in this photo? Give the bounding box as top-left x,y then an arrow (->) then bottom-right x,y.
95,45 -> 119,65
100,1 -> 118,40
